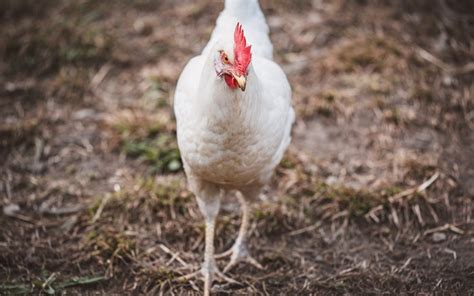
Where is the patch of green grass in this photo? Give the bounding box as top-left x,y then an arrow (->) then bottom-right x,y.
0,283 -> 30,295
86,229 -> 136,261
89,176 -> 188,225
53,276 -> 107,290
154,267 -> 177,282
334,188 -> 377,217
309,181 -> 380,217
110,84 -> 180,174
111,110 -> 180,173
123,134 -> 181,173
279,155 -> 297,170
1,275 -> 106,295
380,185 -> 404,196
136,176 -> 185,207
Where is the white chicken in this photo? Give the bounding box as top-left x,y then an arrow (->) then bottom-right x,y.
173,0 -> 294,294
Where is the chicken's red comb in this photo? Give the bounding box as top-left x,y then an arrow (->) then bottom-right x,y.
234,23 -> 252,74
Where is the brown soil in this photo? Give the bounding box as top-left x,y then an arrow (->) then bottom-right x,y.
1,0 -> 473,295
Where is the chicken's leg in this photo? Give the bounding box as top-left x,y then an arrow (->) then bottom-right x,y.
176,194 -> 237,295
216,192 -> 263,273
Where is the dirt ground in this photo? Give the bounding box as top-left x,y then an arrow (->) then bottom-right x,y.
1,0 -> 473,294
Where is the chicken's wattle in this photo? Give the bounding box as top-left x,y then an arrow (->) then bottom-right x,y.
224,73 -> 238,89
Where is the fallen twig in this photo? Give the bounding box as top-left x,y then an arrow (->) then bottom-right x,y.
91,63 -> 112,90
396,257 -> 412,273
365,205 -> 383,223
443,248 -> 457,260
417,48 -> 474,75
92,194 -> 112,223
159,244 -> 189,268
288,221 -> 322,236
389,172 -> 439,204
424,223 -> 464,236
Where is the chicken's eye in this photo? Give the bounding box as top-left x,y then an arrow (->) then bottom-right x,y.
221,53 -> 230,64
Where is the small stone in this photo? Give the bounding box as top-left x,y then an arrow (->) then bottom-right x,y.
134,19 -> 153,36
3,204 -> 20,216
325,175 -> 338,185
72,109 -> 96,120
432,232 -> 447,243
167,159 -> 182,172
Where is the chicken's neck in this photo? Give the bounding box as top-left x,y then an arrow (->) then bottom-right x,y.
196,65 -> 262,131
224,0 -> 261,18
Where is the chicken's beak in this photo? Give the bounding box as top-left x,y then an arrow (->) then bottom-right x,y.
233,74 -> 247,91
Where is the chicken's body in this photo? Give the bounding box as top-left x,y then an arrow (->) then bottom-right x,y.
175,57 -> 293,188
173,0 -> 294,294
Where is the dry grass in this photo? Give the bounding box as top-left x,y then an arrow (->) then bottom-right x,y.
1,0 -> 473,294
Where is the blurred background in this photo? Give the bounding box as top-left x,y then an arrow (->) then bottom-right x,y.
1,0 -> 473,294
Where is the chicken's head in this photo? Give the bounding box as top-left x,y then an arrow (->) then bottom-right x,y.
214,23 -> 252,91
